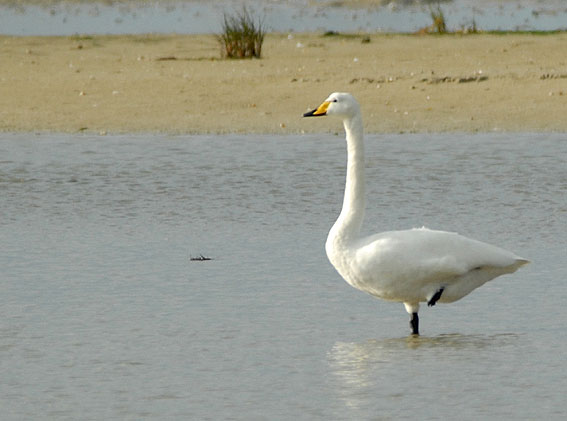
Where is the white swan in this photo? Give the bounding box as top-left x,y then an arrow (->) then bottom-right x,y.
304,92 -> 529,335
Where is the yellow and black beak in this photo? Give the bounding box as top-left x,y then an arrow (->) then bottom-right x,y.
303,101 -> 331,117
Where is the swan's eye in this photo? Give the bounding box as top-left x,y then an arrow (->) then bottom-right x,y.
332,99 -> 338,102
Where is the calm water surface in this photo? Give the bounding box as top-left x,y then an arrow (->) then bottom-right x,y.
2,0 -> 567,35
1,132 -> 566,419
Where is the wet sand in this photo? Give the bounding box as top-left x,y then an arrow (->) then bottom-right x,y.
1,32 -> 566,133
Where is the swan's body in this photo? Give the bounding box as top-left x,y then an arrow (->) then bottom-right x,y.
304,92 -> 528,335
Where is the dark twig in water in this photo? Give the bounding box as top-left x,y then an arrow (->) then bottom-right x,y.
190,254 -> 212,261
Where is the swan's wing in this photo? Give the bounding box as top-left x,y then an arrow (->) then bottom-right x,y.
356,227 -> 526,285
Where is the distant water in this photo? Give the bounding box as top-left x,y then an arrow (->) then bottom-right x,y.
1,132 -> 566,419
1,0 -> 567,35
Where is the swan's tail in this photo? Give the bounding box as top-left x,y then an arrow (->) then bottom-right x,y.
505,258 -> 530,274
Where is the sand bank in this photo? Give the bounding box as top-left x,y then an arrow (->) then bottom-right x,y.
1,33 -> 566,133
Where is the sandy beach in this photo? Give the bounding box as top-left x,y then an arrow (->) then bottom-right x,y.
1,32 -> 566,133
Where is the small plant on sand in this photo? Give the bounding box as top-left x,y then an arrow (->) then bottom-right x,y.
463,13 -> 479,34
416,2 -> 449,35
217,7 -> 265,59
429,4 -> 447,34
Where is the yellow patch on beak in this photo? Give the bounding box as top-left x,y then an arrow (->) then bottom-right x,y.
303,100 -> 331,117
313,101 -> 331,116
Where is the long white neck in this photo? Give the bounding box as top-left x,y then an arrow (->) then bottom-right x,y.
329,113 -> 365,244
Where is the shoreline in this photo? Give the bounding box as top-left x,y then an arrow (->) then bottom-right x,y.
1,32 -> 566,134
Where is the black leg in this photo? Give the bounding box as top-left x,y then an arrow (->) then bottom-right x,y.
428,287 -> 445,307
410,312 -> 419,335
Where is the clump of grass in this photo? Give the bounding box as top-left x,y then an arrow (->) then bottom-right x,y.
217,7 -> 265,59
460,17 -> 479,34
429,4 -> 447,34
464,14 -> 479,34
416,3 -> 449,35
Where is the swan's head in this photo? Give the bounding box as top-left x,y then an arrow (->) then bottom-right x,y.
303,92 -> 360,119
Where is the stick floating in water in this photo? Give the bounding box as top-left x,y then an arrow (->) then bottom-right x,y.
190,254 -> 212,261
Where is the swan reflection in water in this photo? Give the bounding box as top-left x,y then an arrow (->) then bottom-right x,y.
327,334 -> 521,411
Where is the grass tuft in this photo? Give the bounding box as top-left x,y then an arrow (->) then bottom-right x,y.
416,3 -> 449,35
429,4 -> 447,34
217,7 -> 265,59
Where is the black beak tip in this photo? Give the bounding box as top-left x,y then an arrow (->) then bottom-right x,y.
303,109 -> 322,117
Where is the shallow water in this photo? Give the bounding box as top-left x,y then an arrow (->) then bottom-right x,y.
1,0 -> 567,35
1,132 -> 566,419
